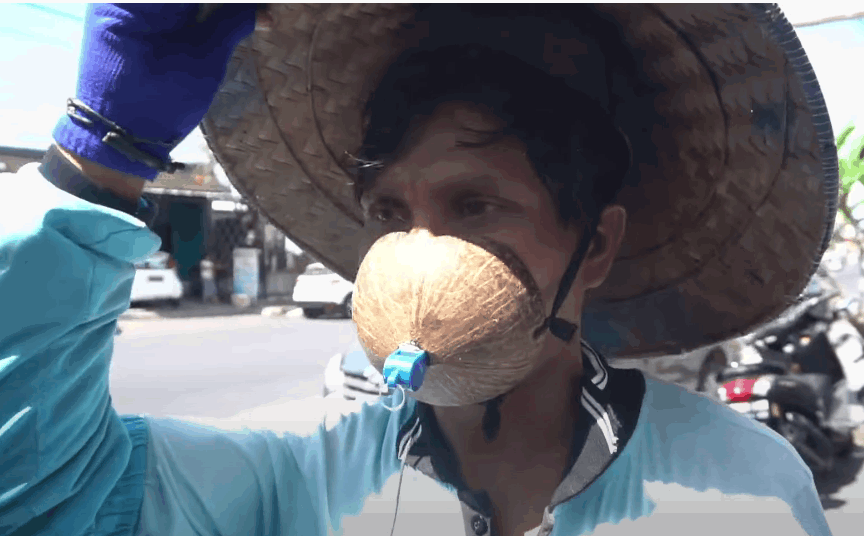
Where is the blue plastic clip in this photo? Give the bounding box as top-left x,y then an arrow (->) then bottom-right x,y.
382,342 -> 430,392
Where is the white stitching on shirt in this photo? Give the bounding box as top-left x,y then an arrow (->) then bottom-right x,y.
583,343 -> 608,390
581,390 -> 618,454
398,418 -> 421,461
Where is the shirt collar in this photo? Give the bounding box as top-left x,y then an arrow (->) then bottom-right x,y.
394,339 -> 646,510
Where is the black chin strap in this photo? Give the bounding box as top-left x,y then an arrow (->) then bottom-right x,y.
481,212 -> 601,436
533,210 -> 602,343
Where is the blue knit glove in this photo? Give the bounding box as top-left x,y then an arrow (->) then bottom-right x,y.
53,4 -> 258,180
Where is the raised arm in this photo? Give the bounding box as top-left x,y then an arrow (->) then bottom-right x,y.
0,5 -> 256,534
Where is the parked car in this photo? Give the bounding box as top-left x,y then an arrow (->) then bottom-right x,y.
130,251 -> 183,307
292,262 -> 353,319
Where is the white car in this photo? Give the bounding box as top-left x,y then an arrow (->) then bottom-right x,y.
292,262 -> 354,319
130,251 -> 183,306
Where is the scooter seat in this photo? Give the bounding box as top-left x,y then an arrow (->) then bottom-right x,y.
716,362 -> 787,384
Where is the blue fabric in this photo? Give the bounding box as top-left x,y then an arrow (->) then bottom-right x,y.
85,416 -> 149,536
131,382 -> 832,536
0,163 -> 160,535
138,397 -> 415,535
52,4 -> 256,179
550,377 -> 832,536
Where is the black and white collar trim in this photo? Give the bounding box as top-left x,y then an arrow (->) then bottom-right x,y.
580,342 -> 618,454
393,339 -> 646,529
397,414 -> 422,462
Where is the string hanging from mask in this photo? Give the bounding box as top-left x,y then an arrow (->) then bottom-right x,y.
381,385 -> 408,412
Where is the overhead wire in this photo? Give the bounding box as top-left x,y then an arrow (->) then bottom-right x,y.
0,4 -> 83,51
22,3 -> 84,23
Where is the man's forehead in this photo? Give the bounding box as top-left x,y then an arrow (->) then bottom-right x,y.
367,162 -> 544,213
376,171 -> 503,192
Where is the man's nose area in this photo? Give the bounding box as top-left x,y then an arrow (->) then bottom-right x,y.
408,204 -> 451,237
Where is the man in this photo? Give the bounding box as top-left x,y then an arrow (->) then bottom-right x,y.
0,4 -> 839,536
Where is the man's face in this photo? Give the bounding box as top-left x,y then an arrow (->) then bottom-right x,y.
358,101 -> 582,309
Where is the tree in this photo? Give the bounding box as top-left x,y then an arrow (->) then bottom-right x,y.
831,124 -> 864,311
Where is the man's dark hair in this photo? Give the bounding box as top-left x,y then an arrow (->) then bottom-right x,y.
351,41 -> 634,227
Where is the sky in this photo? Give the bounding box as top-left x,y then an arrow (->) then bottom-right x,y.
0,3 -> 208,162
1,3 -> 863,165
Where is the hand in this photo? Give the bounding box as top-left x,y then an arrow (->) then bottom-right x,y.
52,3 -> 259,180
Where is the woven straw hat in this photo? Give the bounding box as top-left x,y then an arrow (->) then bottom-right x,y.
201,4 -> 838,358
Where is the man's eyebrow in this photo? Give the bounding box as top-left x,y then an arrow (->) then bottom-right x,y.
454,127 -> 507,148
367,174 -> 505,200
438,174 -> 503,194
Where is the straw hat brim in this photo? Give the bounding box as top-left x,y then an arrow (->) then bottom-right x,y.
202,3 -> 838,358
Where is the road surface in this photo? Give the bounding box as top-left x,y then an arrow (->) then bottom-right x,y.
110,314 -> 358,418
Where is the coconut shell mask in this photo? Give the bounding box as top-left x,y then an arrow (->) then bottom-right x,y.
353,231 -> 550,406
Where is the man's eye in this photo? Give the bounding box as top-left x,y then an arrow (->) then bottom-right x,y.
368,203 -> 407,224
374,208 -> 395,222
458,199 -> 499,217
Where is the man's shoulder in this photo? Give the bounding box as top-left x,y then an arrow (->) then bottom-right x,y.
556,376 -> 825,536
642,376 -> 779,436
638,376 -> 797,457
630,377 -> 814,501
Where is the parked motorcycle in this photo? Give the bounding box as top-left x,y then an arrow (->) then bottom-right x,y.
714,273 -> 864,476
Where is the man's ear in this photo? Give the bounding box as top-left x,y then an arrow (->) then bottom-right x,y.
579,205 -> 626,290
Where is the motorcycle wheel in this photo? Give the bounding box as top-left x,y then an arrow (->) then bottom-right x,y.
776,411 -> 835,477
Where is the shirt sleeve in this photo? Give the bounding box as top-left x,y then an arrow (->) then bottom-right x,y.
137,396 -> 414,536
635,378 -> 834,536
0,163 -> 411,536
0,163 -> 161,535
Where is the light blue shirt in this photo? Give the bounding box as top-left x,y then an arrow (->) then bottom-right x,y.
0,164 -> 832,536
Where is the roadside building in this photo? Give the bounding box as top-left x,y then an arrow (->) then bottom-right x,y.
2,145 -> 306,302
